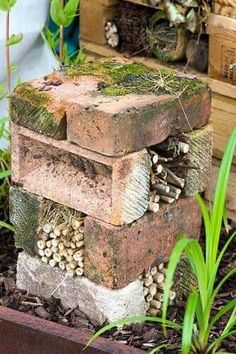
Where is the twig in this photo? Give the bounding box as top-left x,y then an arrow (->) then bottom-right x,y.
6,11 -> 10,96
59,0 -> 64,63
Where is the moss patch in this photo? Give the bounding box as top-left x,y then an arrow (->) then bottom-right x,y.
12,83 -> 50,106
66,59 -> 208,98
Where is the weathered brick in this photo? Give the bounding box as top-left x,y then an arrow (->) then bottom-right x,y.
9,187 -> 42,255
180,124 -> 214,196
11,124 -> 151,226
17,252 -> 145,325
66,88 -> 211,157
84,197 -> 202,288
11,59 -> 211,156
10,74 -> 100,139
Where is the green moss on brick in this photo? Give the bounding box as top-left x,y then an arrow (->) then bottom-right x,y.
10,83 -> 66,139
66,59 -> 208,98
10,187 -> 41,255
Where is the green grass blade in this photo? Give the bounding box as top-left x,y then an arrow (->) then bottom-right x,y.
223,306 -> 236,335
0,170 -> 11,179
181,292 -> 198,354
149,344 -> 168,354
207,330 -> 236,353
195,194 -> 212,269
212,268 -> 236,304
86,316 -> 181,349
211,128 -> 236,263
183,240 -> 208,311
0,220 -> 14,232
162,237 -> 193,333
208,231 -> 236,294
209,299 -> 236,330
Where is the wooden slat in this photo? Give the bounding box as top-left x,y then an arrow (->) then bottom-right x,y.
0,306 -> 144,354
205,158 -> 236,222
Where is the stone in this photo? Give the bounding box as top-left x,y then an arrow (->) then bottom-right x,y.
17,252 -> 146,325
11,124 -> 151,226
84,197 -> 202,288
9,187 -> 42,255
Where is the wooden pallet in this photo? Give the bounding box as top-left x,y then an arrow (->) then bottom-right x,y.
0,306 -> 144,354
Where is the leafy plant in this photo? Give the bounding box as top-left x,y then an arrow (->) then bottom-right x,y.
50,0 -> 80,63
42,26 -> 86,66
0,0 -> 22,95
86,127 -> 236,354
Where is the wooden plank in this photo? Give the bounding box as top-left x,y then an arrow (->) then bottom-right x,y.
210,92 -> 236,162
0,306 -> 144,354
213,1 -> 236,18
123,0 -> 159,9
205,158 -> 236,222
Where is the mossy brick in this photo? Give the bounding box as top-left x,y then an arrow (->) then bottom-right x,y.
11,123 -> 151,226
180,124 -> 214,196
10,72 -> 100,140
83,197 -> 202,289
65,60 -> 211,156
9,186 -> 42,255
11,59 -> 211,156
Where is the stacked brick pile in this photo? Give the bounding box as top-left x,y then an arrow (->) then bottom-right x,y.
10,58 -> 212,324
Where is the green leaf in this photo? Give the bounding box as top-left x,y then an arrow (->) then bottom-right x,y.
209,299 -> 236,331
50,0 -> 67,27
211,128 -> 236,264
181,292 -> 198,354
0,0 -> 16,10
149,344 -> 169,354
0,220 -> 14,232
64,0 -> 80,27
7,33 -> 23,47
207,330 -> 236,353
0,170 -> 11,179
162,237 -> 193,333
86,316 -> 181,349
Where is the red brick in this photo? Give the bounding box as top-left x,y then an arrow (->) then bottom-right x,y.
84,197 -> 202,288
66,88 -> 211,157
11,59 -> 211,157
11,124 -> 151,226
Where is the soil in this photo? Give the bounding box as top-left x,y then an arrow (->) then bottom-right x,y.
0,198 -> 235,353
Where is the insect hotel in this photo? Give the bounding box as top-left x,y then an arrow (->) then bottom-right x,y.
10,58 -> 213,324
80,0 -> 236,222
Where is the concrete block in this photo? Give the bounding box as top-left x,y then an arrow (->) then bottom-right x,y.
17,252 -> 146,325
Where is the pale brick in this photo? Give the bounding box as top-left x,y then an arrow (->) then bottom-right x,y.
17,252 -> 146,325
